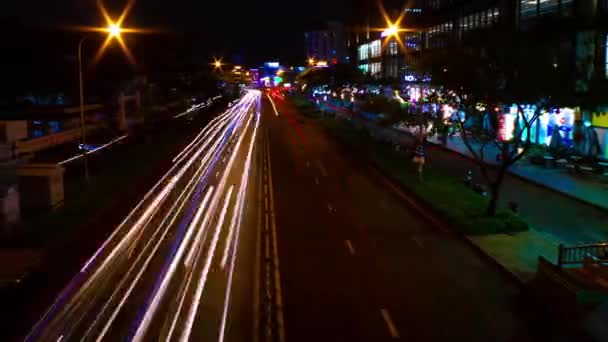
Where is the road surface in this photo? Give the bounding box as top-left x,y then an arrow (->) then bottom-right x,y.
261,93 -> 575,342
25,89 -> 579,342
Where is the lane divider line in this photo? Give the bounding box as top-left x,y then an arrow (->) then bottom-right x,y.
381,308 -> 400,339
345,240 -> 356,255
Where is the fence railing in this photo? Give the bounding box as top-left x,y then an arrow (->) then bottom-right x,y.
558,242 -> 608,268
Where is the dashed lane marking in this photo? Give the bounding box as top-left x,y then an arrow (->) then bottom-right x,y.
381,309 -> 400,338
345,240 -> 356,255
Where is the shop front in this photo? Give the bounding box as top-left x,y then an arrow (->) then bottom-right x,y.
500,105 -> 578,146
590,112 -> 608,160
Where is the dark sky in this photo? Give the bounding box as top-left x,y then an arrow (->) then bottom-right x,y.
4,0 -> 367,66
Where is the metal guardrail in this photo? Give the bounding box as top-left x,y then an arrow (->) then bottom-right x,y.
558,242 -> 608,267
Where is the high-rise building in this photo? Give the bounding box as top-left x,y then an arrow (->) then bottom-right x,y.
305,21 -> 348,65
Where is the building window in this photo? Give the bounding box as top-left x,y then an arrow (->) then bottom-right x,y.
521,0 -> 571,19
370,40 -> 381,58
359,64 -> 369,74
388,41 -> 399,56
405,32 -> 422,51
370,62 -> 381,76
358,44 -> 369,61
540,0 -> 559,15
521,0 -> 538,18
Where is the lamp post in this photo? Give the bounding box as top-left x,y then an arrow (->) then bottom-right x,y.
78,36 -> 90,183
77,24 -> 122,183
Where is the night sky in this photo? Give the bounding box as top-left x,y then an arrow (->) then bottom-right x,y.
4,0 -> 366,66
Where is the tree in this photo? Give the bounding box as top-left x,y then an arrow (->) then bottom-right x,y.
414,29 -> 575,215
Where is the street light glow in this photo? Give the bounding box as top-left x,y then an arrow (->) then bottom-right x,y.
108,24 -> 122,38
381,24 -> 398,37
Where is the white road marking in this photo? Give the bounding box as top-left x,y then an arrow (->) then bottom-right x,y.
345,240 -> 356,255
381,309 -> 400,338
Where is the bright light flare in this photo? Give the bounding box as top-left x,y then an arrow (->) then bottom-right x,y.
108,24 -> 121,38
213,57 -> 224,69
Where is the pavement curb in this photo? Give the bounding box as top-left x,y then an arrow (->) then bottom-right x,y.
428,141 -> 608,213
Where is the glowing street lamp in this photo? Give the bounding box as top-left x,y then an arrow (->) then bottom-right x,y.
213,58 -> 223,70
108,24 -> 122,38
76,0 -> 141,183
308,58 -> 315,66
381,24 -> 398,37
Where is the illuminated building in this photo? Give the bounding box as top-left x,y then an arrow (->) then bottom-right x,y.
305,21 -> 348,65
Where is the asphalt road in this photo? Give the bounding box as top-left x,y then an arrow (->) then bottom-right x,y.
25,90 -> 263,342
21,89 -> 582,342
262,93 -> 576,342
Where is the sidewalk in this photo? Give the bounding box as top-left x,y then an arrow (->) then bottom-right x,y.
427,135 -> 608,211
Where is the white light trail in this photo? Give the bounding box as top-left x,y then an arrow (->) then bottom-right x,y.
266,94 -> 279,116
26,92 -> 254,342
218,104 -> 261,342
220,109 -> 259,269
58,134 -> 128,165
180,185 -> 234,342
94,186 -> 215,342
132,95 -> 255,342
183,112 -> 254,268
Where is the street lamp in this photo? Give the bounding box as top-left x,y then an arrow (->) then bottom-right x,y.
78,23 -> 122,183
381,24 -> 398,37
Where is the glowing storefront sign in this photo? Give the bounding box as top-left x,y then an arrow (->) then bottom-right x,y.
507,105 -> 575,146
498,113 -> 516,142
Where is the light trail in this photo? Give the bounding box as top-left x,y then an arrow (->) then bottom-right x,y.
27,90 -> 261,342
218,110 -> 260,342
130,95 -> 255,342
94,187 -> 215,342
183,113 -> 254,268
84,154 -> 216,339
267,93 -> 279,116
58,134 -> 128,165
180,185 -> 234,342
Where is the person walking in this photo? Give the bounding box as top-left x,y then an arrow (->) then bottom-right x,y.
412,137 -> 426,182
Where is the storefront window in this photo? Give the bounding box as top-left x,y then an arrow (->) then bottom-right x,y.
521,0 -> 538,18
508,105 -> 575,146
605,34 -> 608,79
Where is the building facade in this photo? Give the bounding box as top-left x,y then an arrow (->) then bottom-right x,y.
305,21 -> 349,65
353,0 -> 608,157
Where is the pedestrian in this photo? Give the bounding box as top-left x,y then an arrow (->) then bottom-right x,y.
412,137 -> 426,182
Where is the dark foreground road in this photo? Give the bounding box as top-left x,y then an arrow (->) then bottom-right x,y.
262,93 -> 579,342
